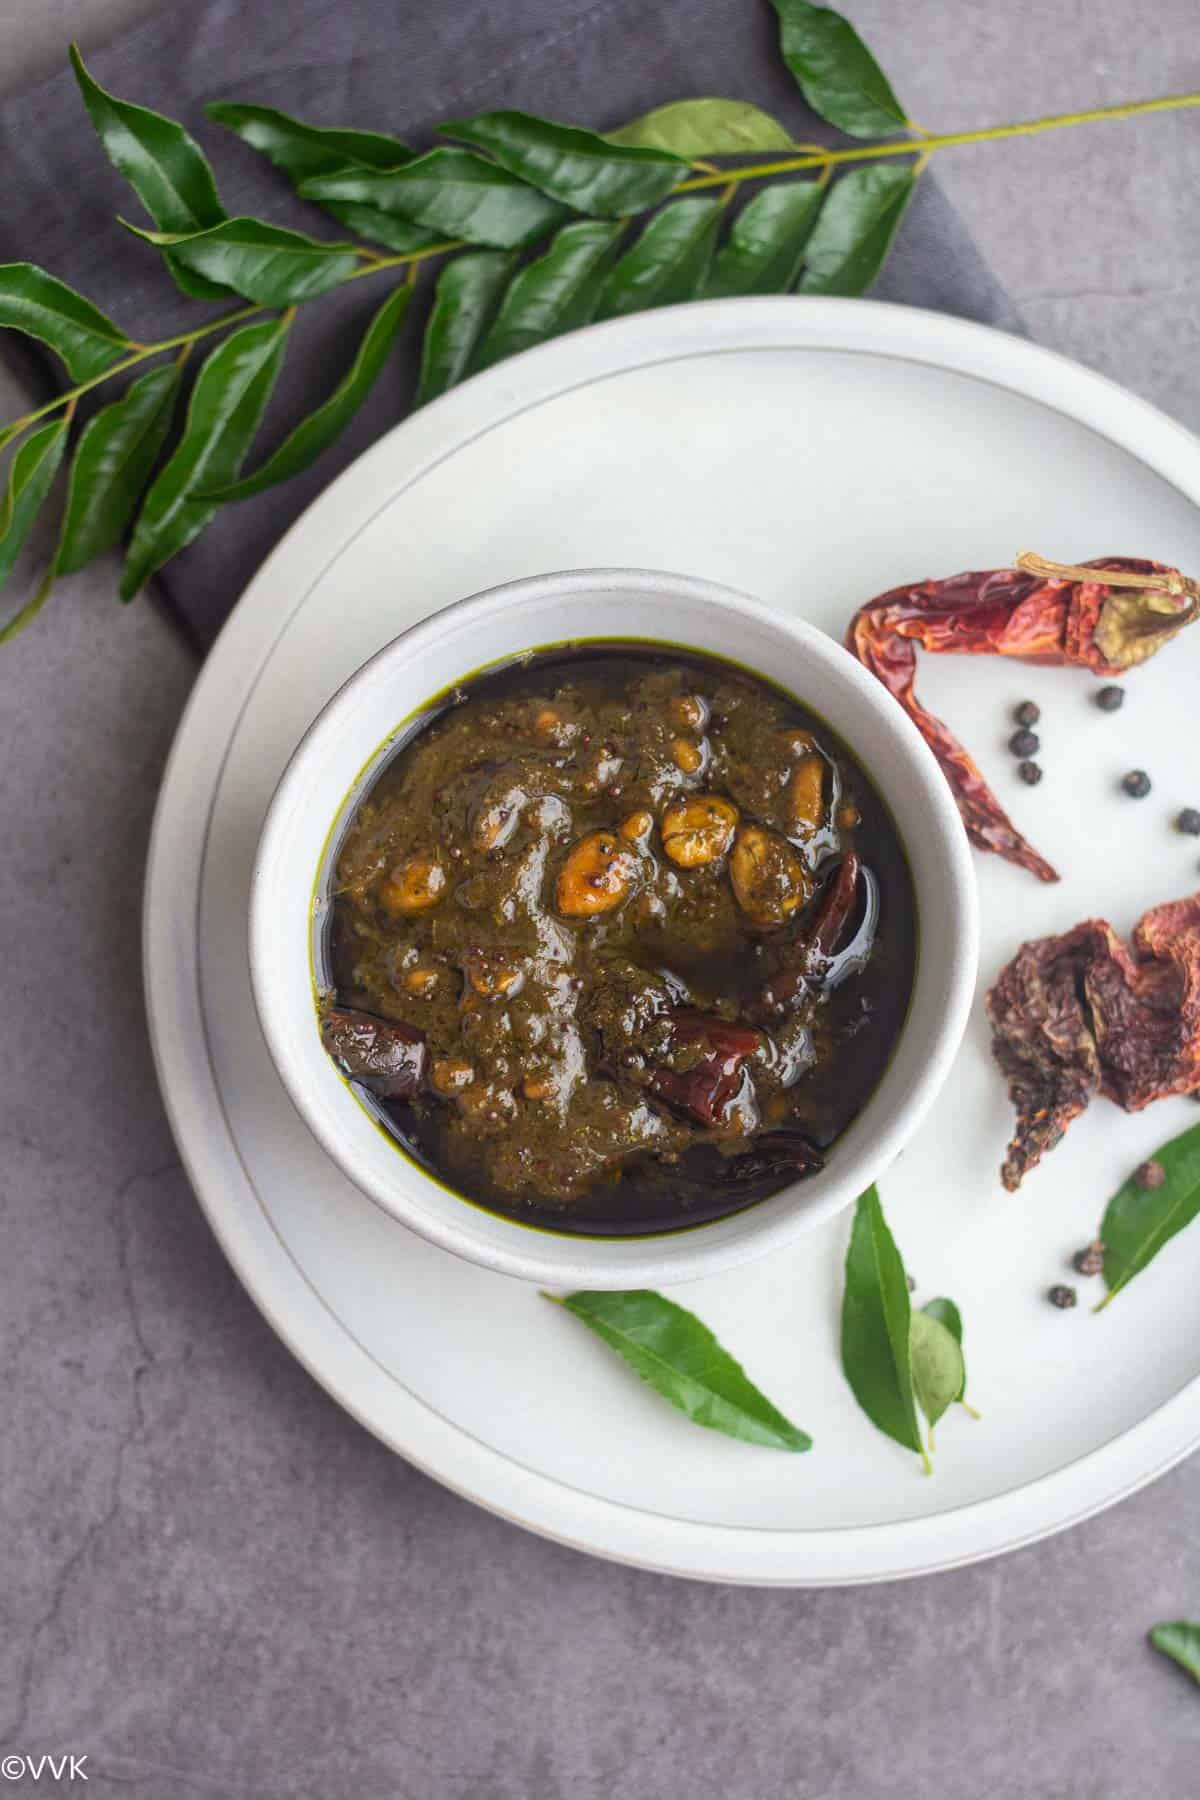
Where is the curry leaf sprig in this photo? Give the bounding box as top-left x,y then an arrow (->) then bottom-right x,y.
841,1186 -> 976,1471
2,1 -> 1199,643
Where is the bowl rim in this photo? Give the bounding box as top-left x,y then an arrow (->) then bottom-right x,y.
249,565 -> 978,1286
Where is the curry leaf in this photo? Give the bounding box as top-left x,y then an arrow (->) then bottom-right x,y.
301,200 -> 439,255
441,110 -> 686,218
57,361 -> 182,573
205,102 -> 438,252
919,1296 -> 968,1404
301,149 -> 569,249
768,0 -> 908,139
799,165 -> 915,295
1099,1121 -> 1200,1307
476,220 -> 623,368
1150,1622 -> 1200,1686
608,97 -> 793,155
0,417 -> 70,589
200,283 -> 410,501
597,197 -> 722,319
909,1308 -> 965,1432
0,265 -> 131,383
120,315 -> 290,599
121,217 -> 361,306
70,44 -> 229,300
206,100 -> 412,182
841,1186 -> 927,1468
705,181 -> 823,296
0,561 -> 58,648
416,251 -> 515,406
547,1290 -> 811,1452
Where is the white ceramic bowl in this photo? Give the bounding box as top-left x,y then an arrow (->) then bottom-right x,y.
250,569 -> 977,1287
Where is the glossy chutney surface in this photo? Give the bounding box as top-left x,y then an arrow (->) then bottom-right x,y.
319,645 -> 916,1236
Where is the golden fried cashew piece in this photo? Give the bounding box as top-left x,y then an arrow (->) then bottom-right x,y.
378,852 -> 447,916
661,795 -> 739,868
463,950 -> 524,998
531,705 -> 578,748
670,736 -> 705,775
431,1057 -> 475,1095
618,809 -> 655,844
669,693 -> 709,732
401,963 -> 441,997
786,753 -> 827,836
729,825 -> 811,927
555,830 -> 640,918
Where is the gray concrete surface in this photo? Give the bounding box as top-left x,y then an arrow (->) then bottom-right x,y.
3,3 -> 1200,1795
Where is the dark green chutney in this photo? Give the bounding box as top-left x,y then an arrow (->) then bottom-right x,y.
318,645 -> 916,1236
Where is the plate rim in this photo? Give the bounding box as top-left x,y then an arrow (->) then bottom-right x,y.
144,295 -> 1200,1585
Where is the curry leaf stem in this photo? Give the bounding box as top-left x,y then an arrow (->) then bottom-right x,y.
676,92 -> 1200,191
3,92 -> 1198,442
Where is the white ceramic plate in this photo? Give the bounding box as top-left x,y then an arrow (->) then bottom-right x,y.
145,298 -> 1200,1585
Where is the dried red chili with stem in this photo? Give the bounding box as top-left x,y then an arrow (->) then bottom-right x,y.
847,552 -> 1200,882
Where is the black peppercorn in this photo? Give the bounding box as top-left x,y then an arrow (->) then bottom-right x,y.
1096,685 -> 1125,712
1122,770 -> 1152,798
1048,1284 -> 1077,1309
1017,760 -> 1042,786
1134,1158 -> 1166,1190
1072,1240 -> 1106,1277
1014,700 -> 1040,727
1010,728 -> 1039,758
1177,808 -> 1200,836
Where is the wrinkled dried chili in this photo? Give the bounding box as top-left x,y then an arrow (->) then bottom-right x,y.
847,553 -> 1200,882
986,892 -> 1200,1190
645,1012 -> 762,1126
320,1006 -> 427,1097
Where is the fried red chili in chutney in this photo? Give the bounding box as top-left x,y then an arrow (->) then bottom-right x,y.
318,648 -> 916,1235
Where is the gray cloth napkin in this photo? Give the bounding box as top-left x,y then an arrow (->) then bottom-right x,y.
0,0 -> 1023,651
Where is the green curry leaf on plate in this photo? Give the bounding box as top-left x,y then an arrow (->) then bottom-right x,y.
547,1290 -> 812,1452
1150,1622 -> 1200,1686
440,110 -> 688,218
0,264 -> 131,384
121,217 -> 361,307
909,1307 -> 965,1434
918,1295 -> 978,1417
841,1186 -> 928,1469
1098,1121 -> 1200,1307
608,97 -> 794,156
597,197 -> 723,318
200,282 -> 411,502
300,148 -> 570,249
416,251 -> 516,406
799,164 -> 916,296
70,43 -> 231,300
120,313 -> 291,599
475,220 -> 624,369
704,180 -> 823,296
57,360 -> 182,573
767,0 -> 908,139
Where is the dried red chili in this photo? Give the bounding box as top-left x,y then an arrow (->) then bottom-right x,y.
847,553 -> 1200,883
645,1012 -> 762,1127
758,851 -> 864,1016
986,892 -> 1200,1190
320,1006 -> 427,1097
